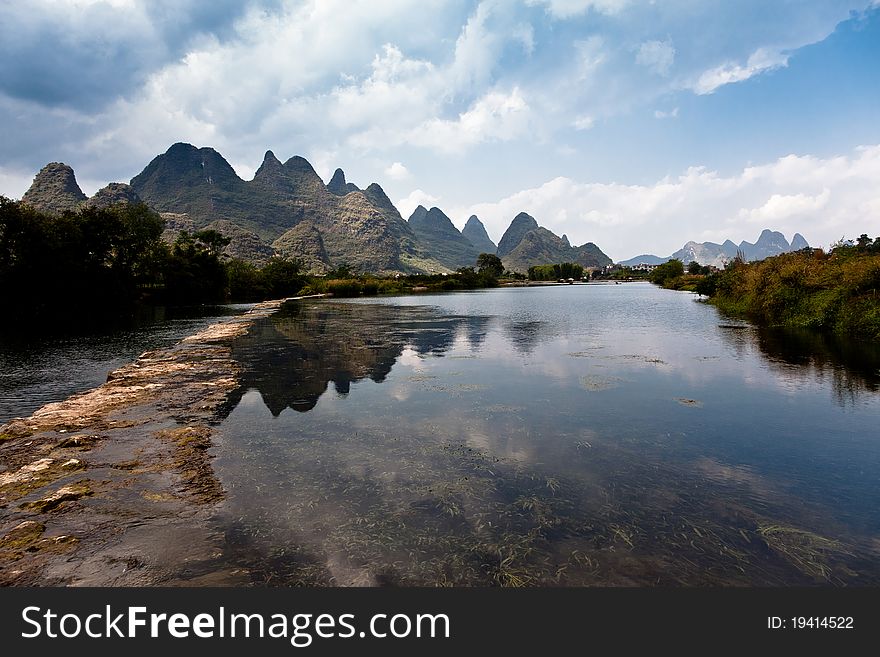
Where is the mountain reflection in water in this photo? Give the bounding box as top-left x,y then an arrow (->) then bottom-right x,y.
228,302 -> 492,415
209,288 -> 880,586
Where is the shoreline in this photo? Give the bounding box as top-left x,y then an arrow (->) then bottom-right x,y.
0,296 -> 306,586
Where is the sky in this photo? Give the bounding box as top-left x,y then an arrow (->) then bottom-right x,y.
1,0 -> 879,261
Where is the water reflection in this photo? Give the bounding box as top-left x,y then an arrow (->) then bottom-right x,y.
228,301 -> 493,415
210,292 -> 880,586
718,324 -> 880,406
504,319 -> 547,354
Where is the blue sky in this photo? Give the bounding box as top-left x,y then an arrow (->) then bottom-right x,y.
1,0 -> 878,261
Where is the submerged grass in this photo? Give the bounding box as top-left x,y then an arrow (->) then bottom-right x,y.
757,524 -> 848,581
213,416 -> 876,587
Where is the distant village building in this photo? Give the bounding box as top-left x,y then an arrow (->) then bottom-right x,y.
629,263 -> 660,272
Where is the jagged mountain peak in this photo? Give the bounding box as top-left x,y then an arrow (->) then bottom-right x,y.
327,168 -> 347,194
362,183 -> 396,216
407,205 -> 480,270
21,161 -> 87,215
462,215 -> 497,255
166,142 -> 198,156
262,150 -> 281,165
409,205 -> 429,222
283,155 -> 321,177
791,233 -> 810,250
497,212 -> 540,257
254,150 -> 284,179
512,211 -> 538,226
501,223 -> 611,273
85,182 -> 142,209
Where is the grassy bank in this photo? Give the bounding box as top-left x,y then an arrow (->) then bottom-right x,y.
697,240 -> 880,340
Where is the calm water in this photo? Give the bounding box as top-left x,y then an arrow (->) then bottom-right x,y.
0,305 -> 250,424
164,285 -> 880,584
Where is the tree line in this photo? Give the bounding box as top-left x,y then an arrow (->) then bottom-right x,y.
665,237 -> 880,339
0,197 -> 515,328
528,262 -> 585,281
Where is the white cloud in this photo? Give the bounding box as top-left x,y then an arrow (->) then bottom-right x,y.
403,87 -> 531,153
692,47 -> 790,95
396,189 -> 440,219
573,115 -> 595,130
636,40 -> 675,76
573,36 -> 606,79
654,107 -> 678,119
738,189 -> 831,224
384,161 -> 411,180
454,144 -> 880,260
0,166 -> 37,199
526,0 -> 629,18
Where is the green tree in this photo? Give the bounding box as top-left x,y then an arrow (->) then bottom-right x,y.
261,258 -> 305,298
193,229 -> 231,257
687,260 -> 702,275
164,231 -> 227,304
477,252 -> 504,277
649,259 -> 685,286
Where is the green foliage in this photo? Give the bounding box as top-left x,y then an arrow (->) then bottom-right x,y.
227,258 -> 268,302
0,197 -> 168,322
695,273 -> 719,297
527,262 -> 585,281
701,241 -> 880,340
687,261 -> 711,276
326,279 -> 363,297
649,259 -> 685,285
261,258 -> 305,298
477,252 -> 504,277
192,229 -> 231,256
163,230 -> 228,304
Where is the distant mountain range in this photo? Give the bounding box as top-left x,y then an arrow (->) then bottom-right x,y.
18,143 -> 612,274
619,229 -> 811,268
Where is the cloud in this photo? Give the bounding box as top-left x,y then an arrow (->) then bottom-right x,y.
738,189 -> 831,224
453,144 -> 880,260
526,0 -> 629,18
636,40 -> 675,76
396,189 -> 440,219
573,115 -> 595,130
384,162 -> 411,180
402,88 -> 531,153
0,166 -> 38,200
654,107 -> 678,119
691,47 -> 790,95
0,0 -> 874,217
0,0 -> 264,110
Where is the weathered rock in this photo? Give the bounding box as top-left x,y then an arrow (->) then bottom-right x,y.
408,205 -> 481,271
159,212 -> 195,244
21,162 -> 86,215
204,219 -> 276,265
496,212 -> 539,258
461,215 -> 497,255
272,221 -> 330,272
501,225 -> 612,273
25,482 -> 93,512
84,182 -> 142,209
0,298 -> 297,584
327,168 -> 360,196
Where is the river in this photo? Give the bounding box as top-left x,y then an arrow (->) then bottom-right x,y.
0,304 -> 250,424
205,283 -> 880,586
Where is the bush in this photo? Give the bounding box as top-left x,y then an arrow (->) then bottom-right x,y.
326,279 -> 363,297
702,242 -> 880,340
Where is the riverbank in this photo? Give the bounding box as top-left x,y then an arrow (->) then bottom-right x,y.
0,297 -> 302,585
701,245 -> 880,340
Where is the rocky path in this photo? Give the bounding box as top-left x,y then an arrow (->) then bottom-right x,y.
0,298 -> 294,585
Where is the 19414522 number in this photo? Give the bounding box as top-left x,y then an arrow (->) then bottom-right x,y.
768,616 -> 854,630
